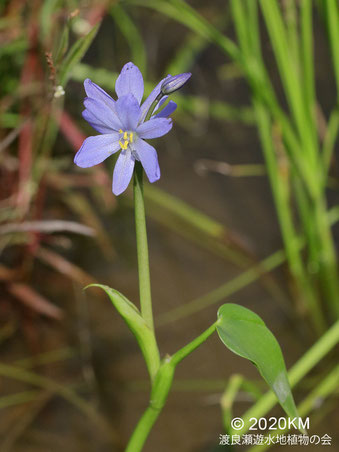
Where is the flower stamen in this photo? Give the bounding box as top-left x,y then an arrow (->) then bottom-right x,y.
119,129 -> 134,150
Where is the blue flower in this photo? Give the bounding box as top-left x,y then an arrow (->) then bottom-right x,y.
74,62 -> 187,195
161,73 -> 192,95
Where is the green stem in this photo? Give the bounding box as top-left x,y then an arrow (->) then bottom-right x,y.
312,192 -> 339,319
145,93 -> 163,122
133,162 -> 154,331
325,0 -> 339,103
125,323 -> 216,452
125,358 -> 175,452
125,403 -> 164,452
221,374 -> 244,432
322,107 -> 339,176
171,322 -> 217,365
254,100 -> 325,333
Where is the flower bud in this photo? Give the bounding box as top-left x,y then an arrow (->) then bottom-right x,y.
161,72 -> 191,95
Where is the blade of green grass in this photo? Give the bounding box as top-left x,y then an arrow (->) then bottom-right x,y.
156,248 -> 287,326
0,363 -> 117,443
58,22 -> 100,85
110,4 -> 147,73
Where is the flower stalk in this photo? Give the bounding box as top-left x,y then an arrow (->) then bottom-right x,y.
132,69 -> 191,331
133,161 -> 156,333
125,323 -> 216,452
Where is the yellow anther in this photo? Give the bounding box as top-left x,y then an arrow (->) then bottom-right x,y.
119,130 -> 134,150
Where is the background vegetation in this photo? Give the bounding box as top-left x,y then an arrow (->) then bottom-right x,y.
0,0 -> 338,450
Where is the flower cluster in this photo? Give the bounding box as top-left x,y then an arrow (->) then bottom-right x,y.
74,62 -> 191,195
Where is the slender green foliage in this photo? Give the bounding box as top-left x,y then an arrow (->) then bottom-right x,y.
137,0 -> 339,330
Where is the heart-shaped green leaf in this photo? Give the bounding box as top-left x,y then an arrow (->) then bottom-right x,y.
85,284 -> 159,380
216,303 -> 298,420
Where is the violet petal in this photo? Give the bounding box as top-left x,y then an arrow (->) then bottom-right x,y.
82,109 -> 115,134
136,117 -> 172,139
134,138 -> 160,183
154,100 -> 177,118
112,149 -> 135,195
115,62 -> 144,104
153,95 -> 168,111
74,133 -> 120,168
115,94 -> 141,131
139,74 -> 172,123
84,79 -> 117,113
84,97 -> 122,131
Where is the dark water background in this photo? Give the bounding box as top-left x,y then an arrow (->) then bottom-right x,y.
3,3 -> 339,451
